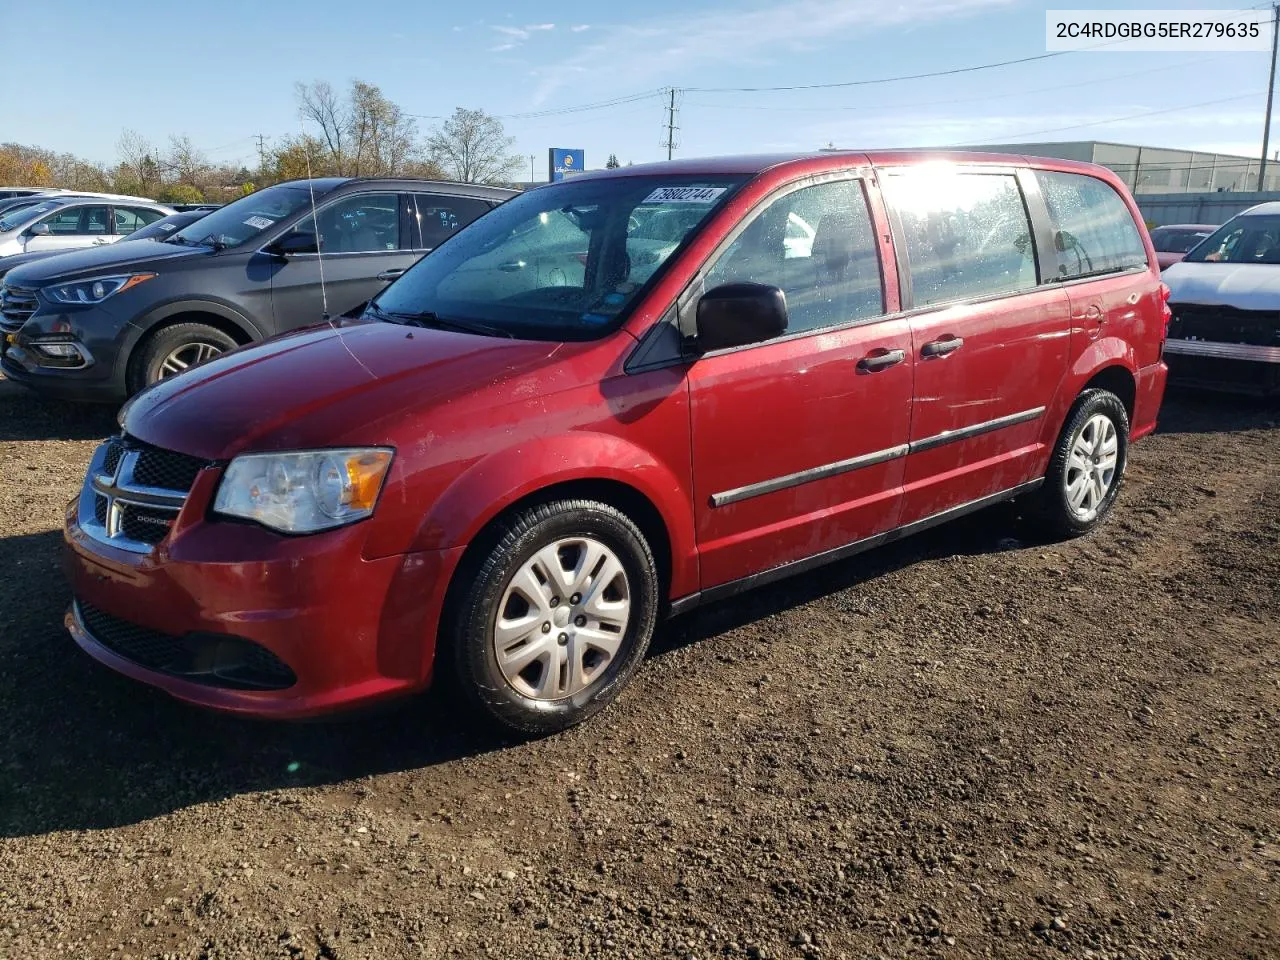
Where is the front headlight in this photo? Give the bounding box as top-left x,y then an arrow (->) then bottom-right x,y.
44,273 -> 156,305
213,448 -> 394,534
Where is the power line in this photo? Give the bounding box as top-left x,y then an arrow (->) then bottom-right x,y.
682,58 -> 1212,114
958,92 -> 1266,145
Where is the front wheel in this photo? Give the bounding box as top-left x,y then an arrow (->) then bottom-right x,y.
128,322 -> 237,395
444,499 -> 659,736
1028,388 -> 1130,538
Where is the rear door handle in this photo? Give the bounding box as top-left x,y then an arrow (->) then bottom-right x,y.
377,268 -> 406,281
857,348 -> 906,372
922,336 -> 964,358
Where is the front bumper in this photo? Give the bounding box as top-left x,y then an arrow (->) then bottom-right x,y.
63,462 -> 464,718
1164,305 -> 1280,395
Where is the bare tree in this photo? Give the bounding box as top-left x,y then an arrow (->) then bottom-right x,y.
116,129 -> 160,191
295,81 -> 347,174
164,134 -> 209,184
296,79 -> 422,177
427,108 -> 521,184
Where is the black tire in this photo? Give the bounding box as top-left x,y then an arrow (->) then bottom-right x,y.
127,322 -> 237,395
1028,388 -> 1130,538
443,499 -> 659,736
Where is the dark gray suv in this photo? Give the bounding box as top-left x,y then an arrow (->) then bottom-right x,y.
0,177 -> 514,401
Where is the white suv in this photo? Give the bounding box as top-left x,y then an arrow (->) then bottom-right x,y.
0,195 -> 175,259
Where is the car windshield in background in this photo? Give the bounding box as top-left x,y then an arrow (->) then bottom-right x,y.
370,176 -> 746,340
1183,215 -> 1280,264
1152,228 -> 1212,253
168,184 -> 316,248
0,200 -> 60,232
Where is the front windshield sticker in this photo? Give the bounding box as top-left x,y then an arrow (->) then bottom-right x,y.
243,215 -> 275,230
640,186 -> 727,204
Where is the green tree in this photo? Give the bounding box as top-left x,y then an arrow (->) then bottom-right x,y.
157,183 -> 204,204
606,154 -> 620,169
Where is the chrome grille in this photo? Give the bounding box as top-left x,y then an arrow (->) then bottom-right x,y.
0,283 -> 38,333
77,435 -> 210,554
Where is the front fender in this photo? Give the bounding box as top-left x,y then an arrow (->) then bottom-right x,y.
130,298 -> 264,341
408,431 -> 699,600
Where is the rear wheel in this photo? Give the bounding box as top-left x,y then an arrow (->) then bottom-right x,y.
1028,388 -> 1129,538
444,499 -> 659,736
128,322 -> 237,395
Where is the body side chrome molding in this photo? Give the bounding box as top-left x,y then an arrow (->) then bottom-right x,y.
708,407 -> 1045,507
709,444 -> 909,507
909,406 -> 1045,454
669,478 -> 1044,617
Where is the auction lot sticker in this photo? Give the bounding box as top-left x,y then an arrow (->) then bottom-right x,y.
1047,10 -> 1271,51
642,186 -> 727,204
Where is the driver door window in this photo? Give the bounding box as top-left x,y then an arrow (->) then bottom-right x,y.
287,193 -> 401,253
704,179 -> 884,336
45,206 -> 110,236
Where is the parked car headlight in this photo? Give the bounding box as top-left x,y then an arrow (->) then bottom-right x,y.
213,448 -> 394,533
44,273 -> 156,305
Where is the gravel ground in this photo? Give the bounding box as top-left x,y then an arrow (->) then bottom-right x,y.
0,375 -> 1277,960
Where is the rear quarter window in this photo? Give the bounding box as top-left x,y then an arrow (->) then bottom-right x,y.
1035,171 -> 1148,279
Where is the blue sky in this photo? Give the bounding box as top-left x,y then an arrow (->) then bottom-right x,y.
6,0 -> 1277,177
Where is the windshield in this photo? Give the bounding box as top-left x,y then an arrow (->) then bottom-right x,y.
127,212 -> 205,242
1151,227 -> 1213,254
169,183 -> 318,248
0,199 -> 61,233
370,175 -> 746,340
1184,215 -> 1280,264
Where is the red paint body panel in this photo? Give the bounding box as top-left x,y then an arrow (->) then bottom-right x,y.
65,150 -> 1169,718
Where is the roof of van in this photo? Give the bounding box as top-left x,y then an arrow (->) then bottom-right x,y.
1241,201 -> 1280,216
561,150 -> 1118,181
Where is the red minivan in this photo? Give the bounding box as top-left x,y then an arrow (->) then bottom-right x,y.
64,151 -> 1168,733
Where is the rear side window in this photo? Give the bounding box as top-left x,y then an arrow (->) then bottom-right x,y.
884,171 -> 1036,308
704,178 -> 884,335
1035,171 -> 1147,279
413,194 -> 492,249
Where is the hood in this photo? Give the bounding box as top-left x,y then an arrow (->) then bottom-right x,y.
0,248 -> 66,279
1163,260 -> 1280,311
121,319 -> 571,460
2,239 -> 203,287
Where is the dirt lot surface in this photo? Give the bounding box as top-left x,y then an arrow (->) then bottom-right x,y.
1,375 -> 1277,960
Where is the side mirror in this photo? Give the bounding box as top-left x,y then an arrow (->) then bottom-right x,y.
695,282 -> 788,352
27,222 -> 51,237
271,231 -> 318,256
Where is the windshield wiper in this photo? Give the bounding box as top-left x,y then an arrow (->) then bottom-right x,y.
380,308 -> 514,339
195,234 -> 228,252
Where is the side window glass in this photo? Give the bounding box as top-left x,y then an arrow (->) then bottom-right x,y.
1035,171 -> 1147,278
704,179 -> 884,335
291,193 -> 400,253
884,171 -> 1035,307
114,208 -> 162,235
414,195 -> 492,249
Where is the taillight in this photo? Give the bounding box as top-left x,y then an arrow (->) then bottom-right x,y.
1159,282 -> 1172,336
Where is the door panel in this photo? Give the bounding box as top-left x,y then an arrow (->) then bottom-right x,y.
901,286 -> 1070,523
687,176 -> 909,589
25,205 -> 114,253
690,320 -> 913,588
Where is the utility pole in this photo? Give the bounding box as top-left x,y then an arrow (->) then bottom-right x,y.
1259,3 -> 1280,191
529,154 -> 536,182
253,133 -> 268,174
661,87 -> 681,160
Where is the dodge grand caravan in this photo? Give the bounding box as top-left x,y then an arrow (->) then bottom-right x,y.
64,151 -> 1169,734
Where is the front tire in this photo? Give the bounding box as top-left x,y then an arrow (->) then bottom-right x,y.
444,499 -> 659,736
1029,388 -> 1129,538
128,322 -> 237,395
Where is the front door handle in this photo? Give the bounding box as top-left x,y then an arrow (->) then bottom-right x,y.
857,348 -> 906,372
922,336 -> 964,358
377,268 -> 406,281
